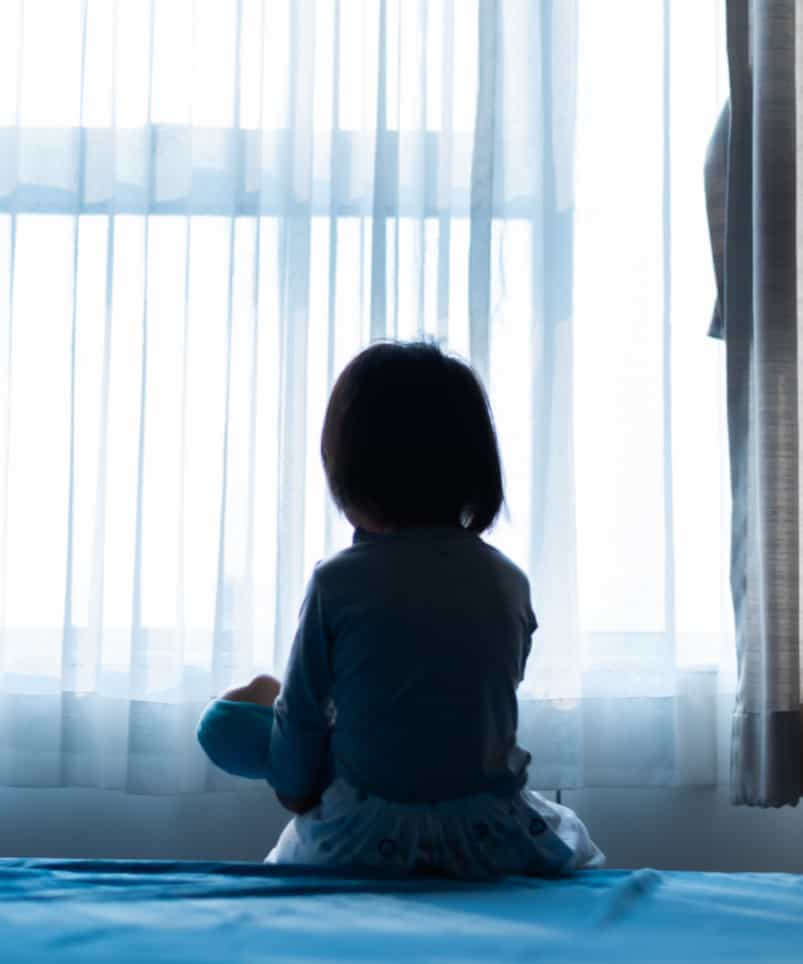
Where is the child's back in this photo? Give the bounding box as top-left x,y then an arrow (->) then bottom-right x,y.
316,525 -> 534,804
266,524 -> 602,875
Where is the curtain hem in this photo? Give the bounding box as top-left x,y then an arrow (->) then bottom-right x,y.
730,709 -> 802,807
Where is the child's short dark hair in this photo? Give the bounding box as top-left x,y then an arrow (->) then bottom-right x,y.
321,341 -> 504,533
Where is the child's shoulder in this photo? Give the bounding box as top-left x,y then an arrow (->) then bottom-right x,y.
479,541 -> 533,593
307,539 -> 371,590
312,530 -> 531,594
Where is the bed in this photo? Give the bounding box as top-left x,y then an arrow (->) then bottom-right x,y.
2,858 -> 802,962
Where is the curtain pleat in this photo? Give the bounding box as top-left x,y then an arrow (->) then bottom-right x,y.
467,0 -> 496,387
370,0 -> 390,342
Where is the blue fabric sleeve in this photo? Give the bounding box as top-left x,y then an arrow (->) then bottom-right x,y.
196,573 -> 333,796
268,571 -> 333,798
519,602 -> 537,683
196,699 -> 276,779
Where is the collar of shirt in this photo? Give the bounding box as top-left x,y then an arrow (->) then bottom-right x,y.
352,525 -> 477,545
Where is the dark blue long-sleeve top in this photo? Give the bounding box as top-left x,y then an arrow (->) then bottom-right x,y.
200,526 -> 537,804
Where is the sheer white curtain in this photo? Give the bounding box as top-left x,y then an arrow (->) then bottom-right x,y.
0,0 -> 732,794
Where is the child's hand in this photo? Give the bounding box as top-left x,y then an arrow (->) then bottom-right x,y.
221,673 -> 281,707
275,790 -> 321,815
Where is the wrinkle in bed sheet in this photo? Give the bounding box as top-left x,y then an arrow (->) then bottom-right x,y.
2,859 -> 803,962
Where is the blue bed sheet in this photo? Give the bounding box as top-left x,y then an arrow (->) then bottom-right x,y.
1,858 -> 802,962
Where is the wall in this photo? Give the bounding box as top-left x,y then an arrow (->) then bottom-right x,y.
563,787 -> 803,872
0,786 -> 286,862
2,783 -> 803,871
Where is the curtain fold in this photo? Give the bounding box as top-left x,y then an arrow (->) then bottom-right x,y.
708,0 -> 801,806
0,0 -> 731,795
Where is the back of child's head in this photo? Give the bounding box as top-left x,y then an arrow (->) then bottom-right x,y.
321,340 -> 504,533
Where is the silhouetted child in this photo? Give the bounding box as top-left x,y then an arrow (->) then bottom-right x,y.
198,341 -> 603,877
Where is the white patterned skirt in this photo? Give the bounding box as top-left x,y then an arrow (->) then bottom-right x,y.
267,779 -> 604,879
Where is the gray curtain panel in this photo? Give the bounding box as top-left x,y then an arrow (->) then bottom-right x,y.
707,0 -> 801,806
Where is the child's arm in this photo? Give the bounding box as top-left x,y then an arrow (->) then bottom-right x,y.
219,677 -> 322,813
197,575 -> 332,806
267,572 -> 333,808
197,675 -> 325,813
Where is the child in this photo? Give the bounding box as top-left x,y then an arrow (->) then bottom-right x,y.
197,341 -> 603,877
